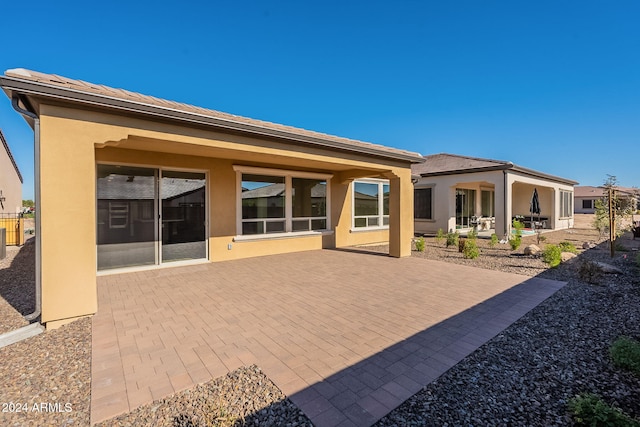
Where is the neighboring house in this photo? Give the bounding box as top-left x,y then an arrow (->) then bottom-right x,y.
0,128 -> 23,214
574,185 -> 640,214
0,68 -> 424,329
412,153 -> 578,238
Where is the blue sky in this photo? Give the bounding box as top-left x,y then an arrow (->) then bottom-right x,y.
1,1 -> 639,200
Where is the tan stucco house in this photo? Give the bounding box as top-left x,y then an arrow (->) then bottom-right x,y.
574,185 -> 639,214
0,129 -> 23,214
0,68 -> 424,328
412,154 -> 578,238
0,129 -> 24,247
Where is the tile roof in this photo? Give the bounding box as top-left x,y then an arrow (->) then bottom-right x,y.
2,69 -> 424,163
575,185 -> 638,198
412,153 -> 578,186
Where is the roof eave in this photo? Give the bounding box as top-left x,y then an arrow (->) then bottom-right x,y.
0,75 -> 425,164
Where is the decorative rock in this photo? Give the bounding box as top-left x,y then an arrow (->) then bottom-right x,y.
591,261 -> 623,274
560,252 -> 577,262
583,241 -> 597,249
524,244 -> 541,255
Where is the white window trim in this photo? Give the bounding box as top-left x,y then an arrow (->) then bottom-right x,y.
559,190 -> 573,218
233,165 -> 332,238
352,178 -> 390,231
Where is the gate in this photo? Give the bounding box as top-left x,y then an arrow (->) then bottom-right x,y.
0,213 -> 25,246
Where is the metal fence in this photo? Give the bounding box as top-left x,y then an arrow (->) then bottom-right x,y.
0,213 -> 25,246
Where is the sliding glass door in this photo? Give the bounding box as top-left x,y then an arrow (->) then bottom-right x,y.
161,171 -> 206,262
455,188 -> 476,228
97,164 -> 207,271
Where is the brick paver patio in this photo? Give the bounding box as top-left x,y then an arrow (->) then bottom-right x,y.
91,250 -> 566,426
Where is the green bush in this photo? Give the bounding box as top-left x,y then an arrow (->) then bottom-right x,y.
610,336 -> 640,376
467,228 -> 478,240
543,244 -> 562,268
435,228 -> 445,245
489,233 -> 499,248
568,393 -> 640,427
458,237 -> 466,253
446,231 -> 459,248
463,239 -> 480,259
415,237 -> 425,252
509,235 -> 522,251
558,241 -> 578,254
512,219 -> 525,231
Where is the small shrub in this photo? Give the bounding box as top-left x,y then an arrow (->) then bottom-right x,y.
446,231 -> 459,248
512,219 -> 525,232
636,252 -> 640,268
610,336 -> 640,376
489,233 -> 499,248
558,241 -> 578,254
578,260 -> 603,284
415,237 -> 425,252
536,230 -> 547,245
568,393 -> 640,427
543,244 -> 562,268
458,237 -> 466,253
435,228 -> 445,245
467,228 -> 478,240
463,239 -> 480,259
509,235 -> 522,251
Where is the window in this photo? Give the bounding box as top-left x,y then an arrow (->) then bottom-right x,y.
481,190 -> 495,217
353,180 -> 389,228
560,190 -> 573,217
414,187 -> 433,220
582,199 -> 593,209
235,166 -> 330,236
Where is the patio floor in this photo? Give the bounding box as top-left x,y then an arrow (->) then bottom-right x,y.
91,249 -> 566,426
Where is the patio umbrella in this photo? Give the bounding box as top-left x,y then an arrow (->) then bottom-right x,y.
530,188 -> 541,229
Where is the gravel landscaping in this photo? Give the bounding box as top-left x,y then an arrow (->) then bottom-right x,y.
1,216 -> 639,426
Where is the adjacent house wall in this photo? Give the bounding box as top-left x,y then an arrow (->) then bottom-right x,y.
0,131 -> 22,214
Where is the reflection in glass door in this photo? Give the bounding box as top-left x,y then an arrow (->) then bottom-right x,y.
97,165 -> 158,270
161,170 -> 206,262
97,165 -> 207,270
455,188 -> 476,228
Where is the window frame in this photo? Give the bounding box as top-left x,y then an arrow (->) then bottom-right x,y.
560,190 -> 573,218
352,178 -> 390,231
414,186 -> 434,220
233,165 -> 332,239
582,199 -> 593,209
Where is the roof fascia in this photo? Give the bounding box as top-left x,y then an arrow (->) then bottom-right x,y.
509,165 -> 579,186
0,75 -> 425,165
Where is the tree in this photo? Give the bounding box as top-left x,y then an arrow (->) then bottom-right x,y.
599,175 -> 634,257
22,199 -> 34,208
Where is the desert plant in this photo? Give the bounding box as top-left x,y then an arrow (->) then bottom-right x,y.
458,237 -> 466,253
568,393 -> 640,427
512,219 -> 525,232
446,231 -> 459,248
489,233 -> 499,248
536,230 -> 547,245
435,228 -> 445,245
467,228 -> 478,240
558,241 -> 578,254
462,239 -> 480,259
542,244 -> 562,268
578,260 -> 603,284
610,336 -> 640,376
415,236 -> 425,252
509,236 -> 522,251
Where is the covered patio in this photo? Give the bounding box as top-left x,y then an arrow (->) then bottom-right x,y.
91,250 -> 565,426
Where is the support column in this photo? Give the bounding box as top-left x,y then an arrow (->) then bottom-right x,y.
387,169 -> 413,258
